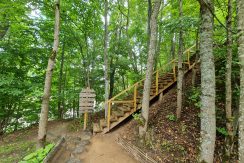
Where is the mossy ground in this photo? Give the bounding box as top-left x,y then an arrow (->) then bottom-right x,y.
0,140 -> 35,162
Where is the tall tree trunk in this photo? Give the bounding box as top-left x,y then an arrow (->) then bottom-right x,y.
176,0 -> 183,120
238,0 -> 244,162
139,0 -> 161,137
192,27 -> 200,86
104,0 -> 109,119
198,0 -> 216,162
122,73 -> 126,90
58,39 -> 65,119
38,0 -> 60,148
85,33 -> 91,88
126,0 -> 138,73
170,33 -> 176,60
147,0 -> 152,51
154,9 -> 163,70
225,0 -> 233,157
109,58 -> 116,99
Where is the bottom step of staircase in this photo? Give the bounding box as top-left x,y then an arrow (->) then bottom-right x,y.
93,123 -> 102,133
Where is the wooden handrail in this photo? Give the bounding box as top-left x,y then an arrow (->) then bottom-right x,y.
108,44 -> 196,103
111,100 -> 134,103
106,44 -> 196,127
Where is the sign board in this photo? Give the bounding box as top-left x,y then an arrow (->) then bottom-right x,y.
79,87 -> 95,113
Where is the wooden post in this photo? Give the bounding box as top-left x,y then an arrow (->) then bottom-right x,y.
107,101 -> 111,130
134,83 -> 138,111
156,70 -> 159,95
83,112 -> 88,130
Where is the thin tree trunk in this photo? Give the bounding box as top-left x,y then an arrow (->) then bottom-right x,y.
139,0 -> 161,137
225,0 -> 233,158
198,0 -> 216,162
176,0 -> 183,120
125,0 -> 138,73
85,33 -> 91,88
104,0 -> 109,119
192,27 -> 200,86
58,39 -> 65,119
147,0 -> 152,51
38,0 -> 60,148
154,9 -> 163,70
171,33 -> 176,60
122,73 -> 126,90
109,58 -> 116,99
238,0 -> 244,161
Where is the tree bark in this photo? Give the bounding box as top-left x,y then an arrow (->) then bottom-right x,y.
154,9 -> 163,70
198,0 -> 216,162
125,0 -> 138,73
147,0 -> 152,52
176,0 -> 183,120
139,0 -> 161,137
170,33 -> 176,60
104,0 -> 109,119
109,58 -> 116,99
192,27 -> 200,86
238,0 -> 244,162
225,0 -> 233,157
38,0 -> 60,148
58,39 -> 65,119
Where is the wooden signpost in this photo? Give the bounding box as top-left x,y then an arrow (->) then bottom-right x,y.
79,87 -> 95,130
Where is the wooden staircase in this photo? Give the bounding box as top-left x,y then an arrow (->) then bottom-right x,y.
93,45 -> 197,134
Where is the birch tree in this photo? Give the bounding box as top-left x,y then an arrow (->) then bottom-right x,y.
139,0 -> 161,137
198,0 -> 216,162
104,0 -> 109,118
38,0 -> 60,148
238,0 -> 244,161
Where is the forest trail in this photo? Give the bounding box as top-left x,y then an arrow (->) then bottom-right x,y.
51,127 -> 136,163
79,132 -> 136,163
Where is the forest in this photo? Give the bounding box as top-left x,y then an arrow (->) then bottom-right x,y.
0,0 -> 244,162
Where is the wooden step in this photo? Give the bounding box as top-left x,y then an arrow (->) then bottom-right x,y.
93,123 -> 102,133
123,103 -> 133,108
112,110 -> 124,117
118,106 -> 131,112
100,119 -> 107,128
110,114 -> 118,122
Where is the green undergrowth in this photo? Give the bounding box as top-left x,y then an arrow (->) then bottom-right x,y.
67,118 -> 84,132
187,87 -> 201,109
20,143 -> 55,163
0,140 -> 35,163
132,113 -> 144,126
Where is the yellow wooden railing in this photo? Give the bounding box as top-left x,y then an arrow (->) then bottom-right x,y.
106,44 -> 196,130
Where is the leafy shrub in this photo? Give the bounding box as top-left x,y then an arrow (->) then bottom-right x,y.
187,87 -> 201,109
68,118 -> 84,132
132,113 -> 144,125
216,127 -> 228,136
166,114 -> 176,121
19,143 -> 55,163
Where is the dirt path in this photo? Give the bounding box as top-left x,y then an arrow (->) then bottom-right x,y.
79,132 -> 137,163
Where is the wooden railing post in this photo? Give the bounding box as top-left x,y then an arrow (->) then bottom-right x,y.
156,70 -> 159,95
133,83 -> 138,111
107,100 -> 111,130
